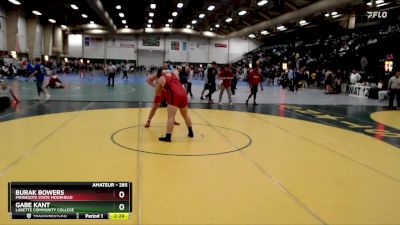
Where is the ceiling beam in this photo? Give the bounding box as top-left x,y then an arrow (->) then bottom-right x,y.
257,12 -> 272,20
285,0 -> 299,11
229,26 -> 238,31
225,0 -> 355,39
242,20 -> 252,26
86,0 -> 117,33
219,30 -> 228,35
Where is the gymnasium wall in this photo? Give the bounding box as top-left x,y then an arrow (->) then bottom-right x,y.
188,36 -> 209,63
17,15 -> 27,53
106,36 -> 137,60
0,9 -> 46,58
164,34 -> 188,63
67,34 -> 261,65
1,8 -> 28,53
83,36 -> 105,59
209,39 -> 229,64
0,7 -> 6,51
32,24 -> 43,58
68,34 -> 83,58
228,37 -> 261,62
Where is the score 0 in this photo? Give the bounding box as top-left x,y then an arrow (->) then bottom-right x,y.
118,191 -> 125,211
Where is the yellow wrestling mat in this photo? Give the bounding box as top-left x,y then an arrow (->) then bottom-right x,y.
371,110 -> 400,130
1,108 -> 400,224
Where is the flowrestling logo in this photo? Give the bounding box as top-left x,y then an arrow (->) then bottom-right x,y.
367,11 -> 388,19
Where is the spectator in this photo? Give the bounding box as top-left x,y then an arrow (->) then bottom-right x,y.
218,64 -> 234,106
378,80 -> 388,102
324,70 -> 334,94
200,64 -> 210,100
287,67 -> 294,91
388,69 -> 400,110
178,66 -> 188,88
206,62 -> 218,103
350,70 -> 361,84
186,66 -> 194,98
231,66 -> 239,95
360,56 -> 368,72
246,65 -> 263,105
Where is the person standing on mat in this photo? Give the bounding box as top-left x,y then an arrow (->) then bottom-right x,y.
122,61 -> 129,80
87,62 -> 94,79
231,66 -> 239,95
218,64 -> 234,106
178,65 -> 188,89
388,68 -> 400,110
145,63 -> 179,128
200,64 -> 210,100
206,61 -> 218,103
29,58 -> 50,101
246,64 -> 263,105
107,62 -> 117,87
79,62 -> 86,79
186,66 -> 194,99
156,70 -> 193,142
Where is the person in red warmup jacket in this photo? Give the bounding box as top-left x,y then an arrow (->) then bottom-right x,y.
246,65 -> 263,105
218,64 -> 234,106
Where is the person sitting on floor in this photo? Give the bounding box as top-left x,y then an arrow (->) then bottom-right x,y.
46,74 -> 64,89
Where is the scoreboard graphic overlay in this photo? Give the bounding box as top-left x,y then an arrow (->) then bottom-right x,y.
8,182 -> 132,220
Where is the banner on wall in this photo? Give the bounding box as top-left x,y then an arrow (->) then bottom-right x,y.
171,41 -> 180,50
120,40 -> 135,48
215,43 -> 228,48
190,43 -> 197,50
190,42 -> 207,50
143,36 -> 161,46
107,38 -> 135,48
84,37 -> 103,47
107,38 -> 120,47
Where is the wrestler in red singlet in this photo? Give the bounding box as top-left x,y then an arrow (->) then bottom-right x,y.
163,72 -> 188,108
157,70 -> 193,142
144,66 -> 179,128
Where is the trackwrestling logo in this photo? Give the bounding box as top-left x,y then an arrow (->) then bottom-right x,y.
367,11 -> 388,19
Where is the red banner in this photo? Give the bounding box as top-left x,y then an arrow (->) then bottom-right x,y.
215,43 -> 228,48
